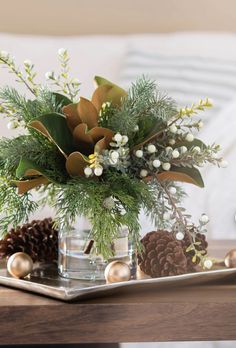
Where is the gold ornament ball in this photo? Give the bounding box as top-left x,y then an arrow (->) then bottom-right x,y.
7,252 -> 33,279
224,249 -> 236,268
104,260 -> 131,283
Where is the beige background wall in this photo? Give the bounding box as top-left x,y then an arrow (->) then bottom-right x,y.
1,0 -> 236,35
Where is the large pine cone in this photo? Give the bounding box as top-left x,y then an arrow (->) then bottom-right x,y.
138,230 -> 188,277
181,232 -> 208,272
0,218 -> 58,263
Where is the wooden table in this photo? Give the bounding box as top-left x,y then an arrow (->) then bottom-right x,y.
0,240 -> 236,345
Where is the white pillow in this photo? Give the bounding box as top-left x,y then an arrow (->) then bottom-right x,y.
121,32 -> 236,122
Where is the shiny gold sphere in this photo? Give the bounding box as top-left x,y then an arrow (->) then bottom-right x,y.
224,249 -> 236,268
7,252 -> 33,279
104,260 -> 131,284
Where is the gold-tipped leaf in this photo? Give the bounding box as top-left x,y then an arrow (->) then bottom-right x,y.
156,166 -> 204,188
15,177 -> 49,195
62,103 -> 82,132
91,85 -> 113,112
94,76 -> 127,106
66,152 -> 89,177
78,97 -> 98,129
29,113 -> 75,158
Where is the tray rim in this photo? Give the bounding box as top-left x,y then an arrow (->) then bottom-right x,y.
0,266 -> 236,301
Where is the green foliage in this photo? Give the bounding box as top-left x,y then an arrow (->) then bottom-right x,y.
145,179 -> 188,231
29,112 -> 75,156
99,76 -> 177,146
0,178 -> 38,235
0,87 -> 65,124
0,51 -> 221,263
52,172 -> 153,258
0,135 -> 67,182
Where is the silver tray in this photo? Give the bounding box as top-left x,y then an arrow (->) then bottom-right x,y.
0,263 -> 236,301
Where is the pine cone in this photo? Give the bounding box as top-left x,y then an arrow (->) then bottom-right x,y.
0,218 -> 58,263
138,230 -> 188,277
181,232 -> 208,272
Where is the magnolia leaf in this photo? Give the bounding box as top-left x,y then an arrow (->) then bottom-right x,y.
92,128 -> 114,153
73,124 -> 114,156
16,159 -> 47,179
131,128 -> 164,152
157,166 -> 204,188
29,113 -> 75,157
174,138 -> 207,150
78,97 -> 98,129
15,159 -> 51,194
16,159 -> 58,183
66,151 -> 89,177
94,76 -> 127,106
62,103 -> 81,132
14,177 -> 49,195
53,92 -> 72,108
91,85 -> 113,112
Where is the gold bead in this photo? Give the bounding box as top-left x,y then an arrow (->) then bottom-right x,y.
104,260 -> 131,284
7,252 -> 33,279
224,249 -> 236,268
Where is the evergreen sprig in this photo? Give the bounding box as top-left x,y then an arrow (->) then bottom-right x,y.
51,172 -> 153,258
0,135 -> 67,182
0,178 -> 38,235
99,76 -> 177,146
0,87 -> 62,124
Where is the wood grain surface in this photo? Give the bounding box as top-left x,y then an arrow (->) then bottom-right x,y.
0,240 -> 235,344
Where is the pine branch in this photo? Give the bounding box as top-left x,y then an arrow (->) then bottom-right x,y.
0,178 -> 38,236
0,87 -> 62,124
99,76 -> 177,145
51,172 -> 152,258
0,135 -> 67,182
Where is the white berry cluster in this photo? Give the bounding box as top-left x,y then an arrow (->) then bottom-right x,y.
135,143 -> 167,178
103,133 -> 130,171
84,153 -> 104,177
85,133 -> 130,177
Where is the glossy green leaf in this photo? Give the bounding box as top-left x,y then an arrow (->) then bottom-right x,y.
174,138 -> 207,150
16,159 -> 48,179
29,113 -> 75,157
53,92 -> 72,107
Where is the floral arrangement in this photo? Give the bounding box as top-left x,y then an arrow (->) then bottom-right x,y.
0,48 -> 227,262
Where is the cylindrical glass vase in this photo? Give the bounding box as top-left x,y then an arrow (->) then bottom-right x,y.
58,218 -> 136,280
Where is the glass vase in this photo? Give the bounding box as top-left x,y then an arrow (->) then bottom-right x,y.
58,217 -> 136,280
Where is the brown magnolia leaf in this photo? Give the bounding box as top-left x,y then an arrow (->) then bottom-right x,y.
29,113 -> 75,158
78,97 -> 98,129
92,129 -> 114,153
66,152 -> 89,177
91,85 -> 113,112
94,76 -> 127,105
29,120 -> 51,139
156,166 -> 204,188
62,103 -> 82,132
73,123 -> 95,155
15,177 -> 49,195
73,125 -> 114,155
88,127 -> 114,145
24,169 -> 43,176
